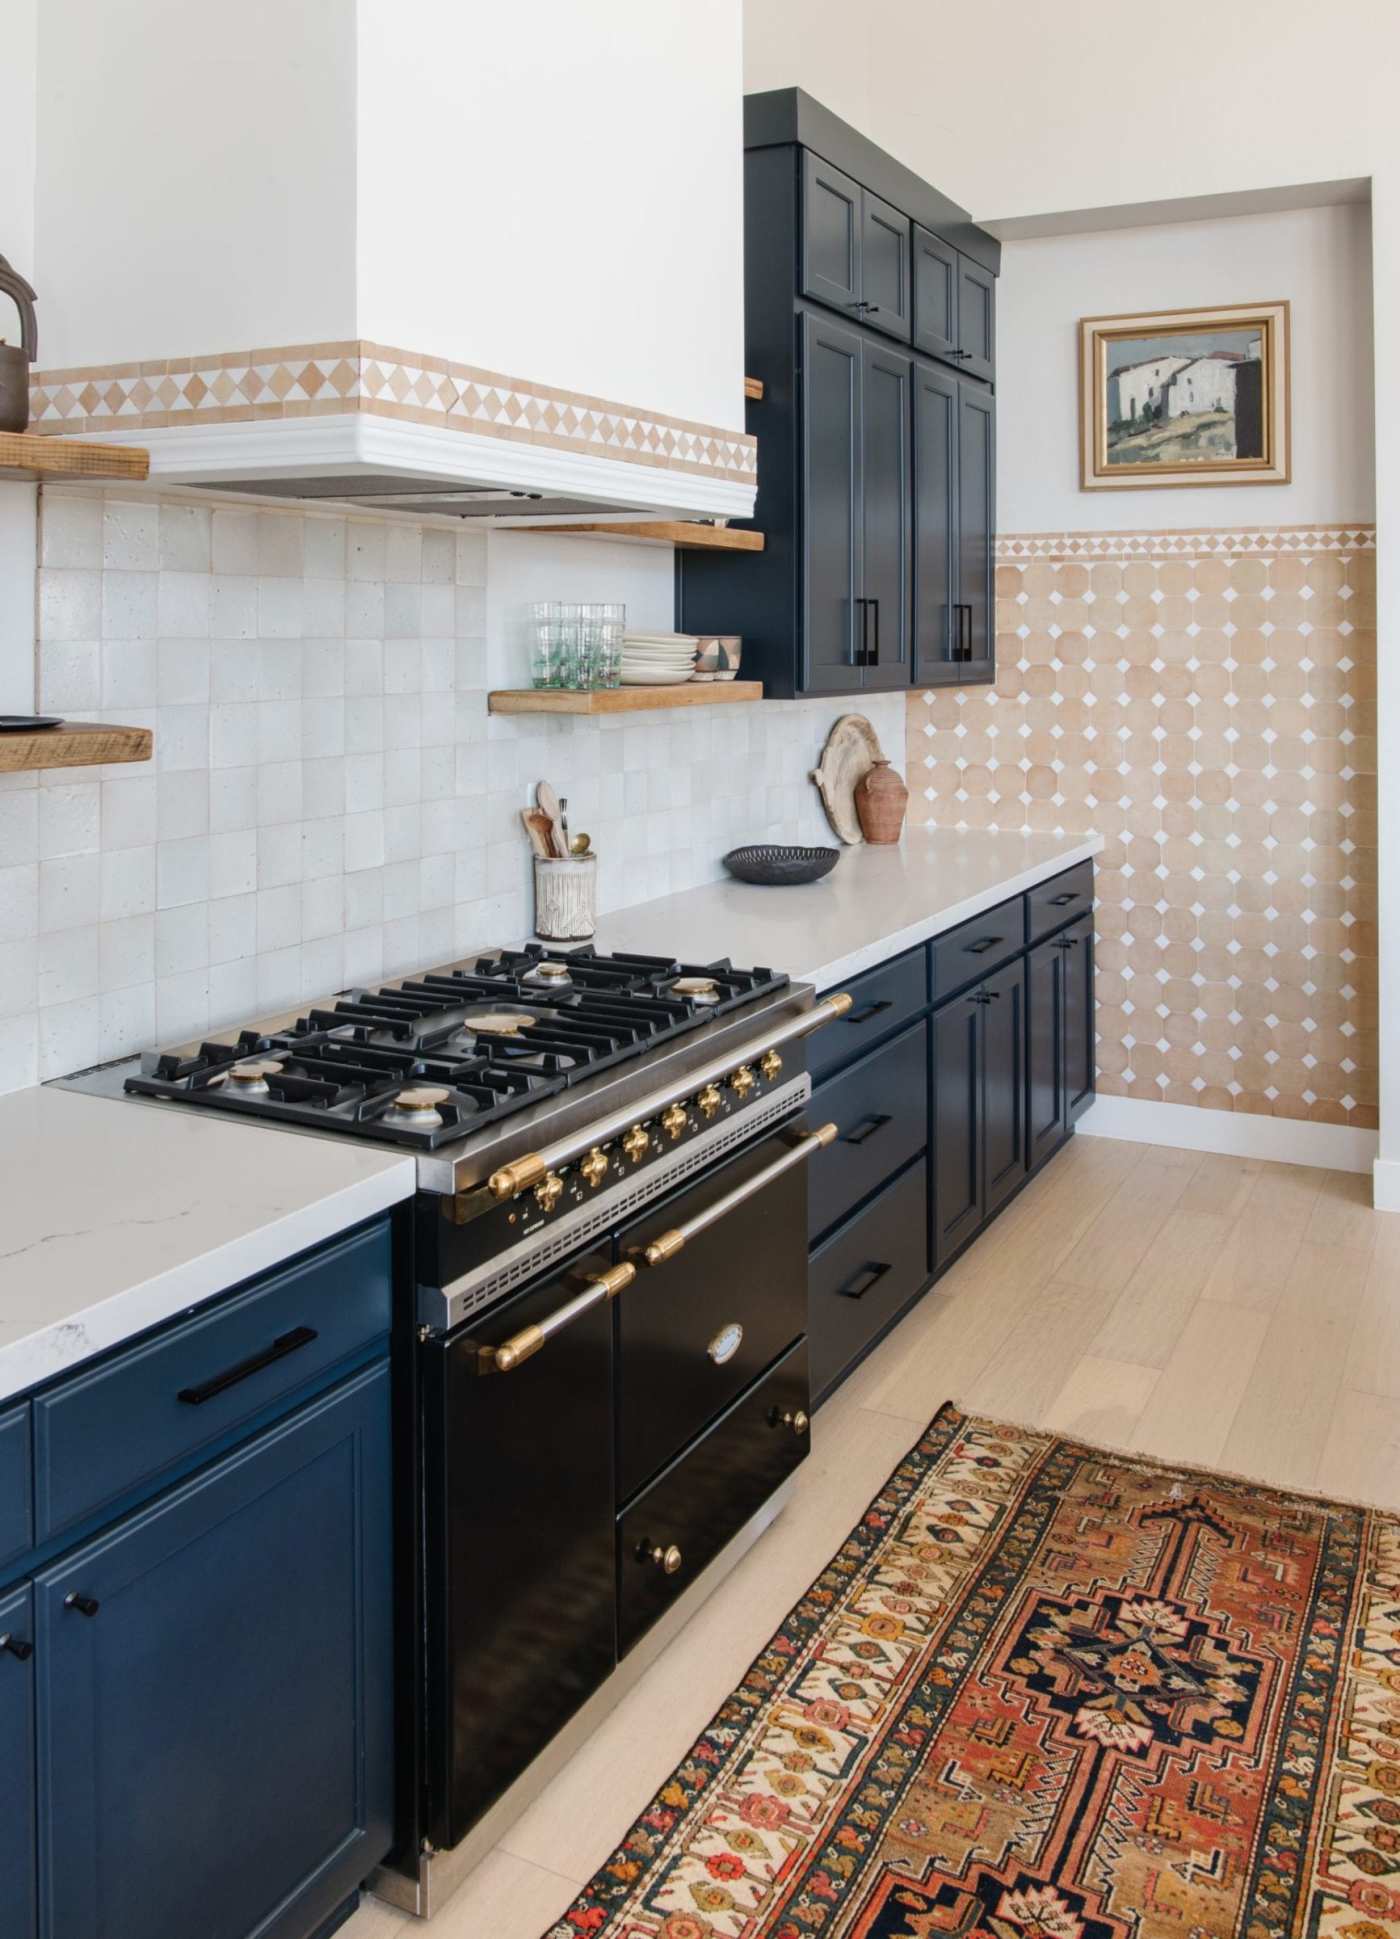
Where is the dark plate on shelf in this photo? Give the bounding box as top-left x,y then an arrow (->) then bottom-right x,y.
0,715 -> 62,730
722,844 -> 840,887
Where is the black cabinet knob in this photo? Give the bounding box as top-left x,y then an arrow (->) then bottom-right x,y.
64,1592 -> 100,1618
0,1632 -> 33,1660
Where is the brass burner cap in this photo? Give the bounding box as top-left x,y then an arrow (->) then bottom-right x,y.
672,976 -> 720,997
531,961 -> 571,981
469,1010 -> 538,1035
393,1086 -> 451,1112
226,1058 -> 283,1092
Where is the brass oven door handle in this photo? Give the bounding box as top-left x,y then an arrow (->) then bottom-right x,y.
480,1261 -> 635,1374
485,992 -> 855,1202
637,1123 -> 836,1267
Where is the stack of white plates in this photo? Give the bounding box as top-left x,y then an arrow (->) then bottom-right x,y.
619,632 -> 699,688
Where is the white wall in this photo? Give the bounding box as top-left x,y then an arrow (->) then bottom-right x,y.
32,0 -> 359,366
998,203 -> 1375,532
356,0 -> 747,430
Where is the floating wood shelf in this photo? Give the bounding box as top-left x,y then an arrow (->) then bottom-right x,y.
0,720 -> 153,773
744,376 -> 765,401
489,682 -> 763,716
0,432 -> 150,483
528,520 -> 764,552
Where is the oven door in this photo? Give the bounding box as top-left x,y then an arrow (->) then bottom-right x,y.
421,1245 -> 617,1853
615,1122 -> 817,1502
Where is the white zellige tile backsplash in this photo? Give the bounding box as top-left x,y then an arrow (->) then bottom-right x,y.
0,487 -> 906,1095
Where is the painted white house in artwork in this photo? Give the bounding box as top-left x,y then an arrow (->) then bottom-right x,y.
1110,340 -> 1263,426
1167,354 -> 1240,417
1110,354 -> 1190,422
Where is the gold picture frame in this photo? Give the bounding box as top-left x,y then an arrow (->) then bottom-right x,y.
1079,300 -> 1291,491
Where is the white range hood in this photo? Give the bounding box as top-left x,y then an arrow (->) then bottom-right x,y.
26,0 -> 755,523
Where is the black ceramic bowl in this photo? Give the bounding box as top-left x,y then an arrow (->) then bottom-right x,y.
722,843 -> 840,887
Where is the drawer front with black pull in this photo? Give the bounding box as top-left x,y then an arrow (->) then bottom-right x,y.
931,895 -> 1024,1000
33,1219 -> 391,1541
0,1404 -> 31,1576
1027,861 -> 1094,945
810,946 -> 928,1084
809,1161 -> 928,1404
809,1020 -> 928,1242
617,1339 -> 809,1657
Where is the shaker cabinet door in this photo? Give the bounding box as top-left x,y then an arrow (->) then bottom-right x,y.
36,1364 -> 393,1939
957,382 -> 997,685
0,1582 -> 36,1939
1063,915 -> 1097,1121
859,189 -> 913,341
957,255 -> 997,383
801,310 -> 864,691
913,360 -> 960,687
912,225 -> 959,364
1027,933 -> 1070,1172
982,957 -> 1028,1219
860,340 -> 912,689
932,993 -> 984,1270
800,151 -> 862,313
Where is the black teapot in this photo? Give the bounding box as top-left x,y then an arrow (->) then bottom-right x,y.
0,254 -> 38,434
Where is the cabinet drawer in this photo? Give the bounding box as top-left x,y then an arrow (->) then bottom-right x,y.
811,946 -> 928,1082
931,895 -> 1023,1000
1027,861 -> 1094,944
809,1160 -> 928,1404
0,1404 -> 31,1575
617,1339 -> 809,1657
809,1021 -> 927,1241
34,1219 -> 392,1541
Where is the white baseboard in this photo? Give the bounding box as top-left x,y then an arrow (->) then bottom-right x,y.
1077,1094 -> 1378,1175
1373,1157 -> 1400,1211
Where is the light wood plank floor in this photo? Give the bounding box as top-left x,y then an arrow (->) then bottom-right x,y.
346,1137 -> 1399,1939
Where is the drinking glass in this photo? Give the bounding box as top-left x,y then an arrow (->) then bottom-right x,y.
529,600 -> 560,688
582,601 -> 626,689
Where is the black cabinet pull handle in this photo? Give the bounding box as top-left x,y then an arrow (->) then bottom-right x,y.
1049,891 -> 1079,907
836,1260 -> 893,1301
852,595 -> 867,667
869,596 -> 880,666
965,935 -> 1004,955
1056,937 -> 1080,950
64,1593 -> 100,1618
960,604 -> 974,661
177,1325 -> 319,1407
0,1632 -> 33,1660
841,1113 -> 892,1146
845,998 -> 893,1026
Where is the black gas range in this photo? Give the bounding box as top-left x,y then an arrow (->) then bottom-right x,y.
66,938 -> 852,1915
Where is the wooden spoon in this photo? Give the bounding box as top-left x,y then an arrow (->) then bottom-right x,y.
519,808 -> 555,858
535,782 -> 567,858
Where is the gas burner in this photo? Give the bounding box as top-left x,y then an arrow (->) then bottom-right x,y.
223,1057 -> 283,1096
388,1086 -> 451,1128
670,976 -> 721,1005
524,961 -> 571,984
464,1009 -> 541,1036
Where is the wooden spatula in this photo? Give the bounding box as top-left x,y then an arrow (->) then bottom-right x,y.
535,782 -> 567,858
520,808 -> 555,858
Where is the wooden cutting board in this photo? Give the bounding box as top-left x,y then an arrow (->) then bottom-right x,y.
810,714 -> 886,844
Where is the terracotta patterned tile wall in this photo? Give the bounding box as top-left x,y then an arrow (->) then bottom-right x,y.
906,524 -> 1378,1129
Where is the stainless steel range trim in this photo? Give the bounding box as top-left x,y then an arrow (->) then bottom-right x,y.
421,1073 -> 811,1331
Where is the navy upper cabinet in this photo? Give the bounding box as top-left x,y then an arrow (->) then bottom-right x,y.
801,310 -> 864,692
860,340 -> 913,688
958,384 -> 996,683
914,366 -> 996,688
801,154 -> 911,342
913,224 -> 996,383
36,1363 -> 393,1939
0,1583 -> 37,1939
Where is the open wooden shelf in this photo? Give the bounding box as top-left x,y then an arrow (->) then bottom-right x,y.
489,682 -> 762,717
0,432 -> 150,483
528,520 -> 764,552
0,720 -> 153,773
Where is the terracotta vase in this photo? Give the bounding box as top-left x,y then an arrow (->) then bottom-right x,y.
853,758 -> 908,844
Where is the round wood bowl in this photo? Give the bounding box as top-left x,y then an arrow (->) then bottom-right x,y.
722,844 -> 840,886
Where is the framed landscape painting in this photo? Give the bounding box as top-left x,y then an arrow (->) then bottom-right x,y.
1079,299 -> 1290,490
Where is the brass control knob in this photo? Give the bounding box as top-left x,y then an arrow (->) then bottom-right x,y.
729,1065 -> 757,1100
646,1542 -> 683,1576
622,1125 -> 650,1163
579,1147 -> 609,1189
696,1083 -> 723,1119
533,1172 -> 564,1212
760,1049 -> 783,1081
774,1407 -> 810,1438
661,1103 -> 688,1141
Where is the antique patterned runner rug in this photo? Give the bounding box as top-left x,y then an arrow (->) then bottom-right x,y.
544,1403 -> 1400,1939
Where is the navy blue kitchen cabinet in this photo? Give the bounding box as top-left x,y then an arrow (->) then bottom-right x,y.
0,1582 -> 37,1939
0,1213 -> 396,1939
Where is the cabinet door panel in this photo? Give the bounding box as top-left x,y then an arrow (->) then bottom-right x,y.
809,1162 -> 929,1406
982,958 -> 1028,1218
0,1582 -> 36,1939
859,189 -> 912,341
801,311 -> 863,691
913,360 -> 959,688
37,1364 -> 392,1939
1063,915 -> 1096,1121
912,226 -> 959,363
801,151 -> 861,313
809,1021 -> 927,1242
1027,935 -> 1069,1172
957,256 -> 997,383
932,996 -> 983,1270
860,341 -> 912,689
957,383 -> 996,685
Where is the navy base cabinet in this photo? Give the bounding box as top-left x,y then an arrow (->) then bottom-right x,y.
0,1582 -> 36,1939
35,1361 -> 392,1939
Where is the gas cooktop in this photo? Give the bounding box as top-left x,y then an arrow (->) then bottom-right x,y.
121,945 -> 790,1150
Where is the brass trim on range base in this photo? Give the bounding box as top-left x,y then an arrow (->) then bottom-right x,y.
485,992 -> 854,1202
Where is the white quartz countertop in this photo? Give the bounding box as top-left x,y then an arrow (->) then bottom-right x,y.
589,828 -> 1102,992
0,1086 -> 414,1403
